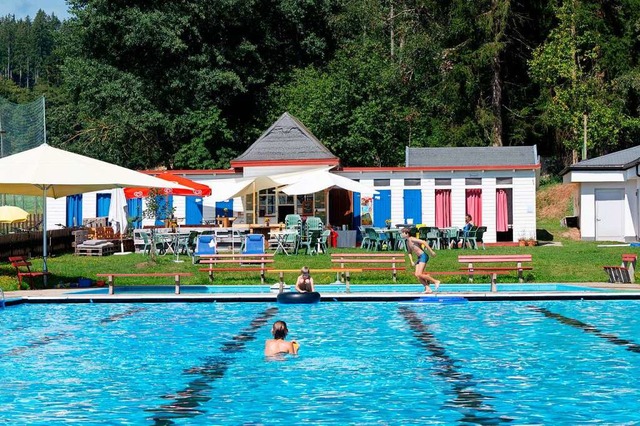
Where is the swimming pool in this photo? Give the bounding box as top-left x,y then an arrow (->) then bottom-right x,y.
71,283 -> 605,295
2,301 -> 639,424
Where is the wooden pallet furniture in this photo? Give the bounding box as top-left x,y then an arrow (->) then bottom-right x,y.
330,253 -> 405,282
9,256 -> 50,290
96,273 -> 194,295
603,253 -> 636,283
198,253 -> 275,284
75,240 -> 116,256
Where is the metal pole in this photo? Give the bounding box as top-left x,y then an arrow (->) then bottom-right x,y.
42,186 -> 48,285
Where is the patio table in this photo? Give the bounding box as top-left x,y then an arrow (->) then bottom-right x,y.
269,229 -> 298,255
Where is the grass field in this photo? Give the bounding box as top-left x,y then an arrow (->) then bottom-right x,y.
0,183 -> 636,291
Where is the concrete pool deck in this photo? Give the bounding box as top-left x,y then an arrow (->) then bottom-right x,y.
4,282 -> 640,304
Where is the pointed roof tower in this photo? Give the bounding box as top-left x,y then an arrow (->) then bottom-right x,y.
231,112 -> 339,167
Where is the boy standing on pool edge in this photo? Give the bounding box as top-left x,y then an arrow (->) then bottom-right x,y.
401,227 -> 440,293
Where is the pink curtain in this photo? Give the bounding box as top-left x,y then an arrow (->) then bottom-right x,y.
465,189 -> 482,226
496,189 -> 509,232
435,190 -> 451,228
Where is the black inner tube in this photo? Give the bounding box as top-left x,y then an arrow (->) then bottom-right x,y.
277,292 -> 321,304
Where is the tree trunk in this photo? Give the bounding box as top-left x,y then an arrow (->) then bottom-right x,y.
491,54 -> 503,146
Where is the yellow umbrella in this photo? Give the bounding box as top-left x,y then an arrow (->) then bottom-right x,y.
0,205 -> 29,224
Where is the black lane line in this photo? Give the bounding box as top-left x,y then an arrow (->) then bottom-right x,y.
5,308 -> 148,356
6,331 -> 70,356
100,307 -> 148,324
399,306 -> 512,425
146,306 -> 279,425
529,306 -> 640,353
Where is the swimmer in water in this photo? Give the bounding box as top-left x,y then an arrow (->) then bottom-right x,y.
264,320 -> 299,356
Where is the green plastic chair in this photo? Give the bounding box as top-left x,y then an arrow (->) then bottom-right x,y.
466,226 -> 486,250
365,228 -> 389,251
318,230 -> 331,254
463,226 -> 479,249
298,229 -> 321,255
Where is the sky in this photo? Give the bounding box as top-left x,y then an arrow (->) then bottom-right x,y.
0,0 -> 70,20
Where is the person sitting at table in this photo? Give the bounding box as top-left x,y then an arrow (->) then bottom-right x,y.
451,214 -> 474,249
295,266 -> 315,293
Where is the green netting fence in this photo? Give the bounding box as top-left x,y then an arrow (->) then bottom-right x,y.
0,96 -> 46,216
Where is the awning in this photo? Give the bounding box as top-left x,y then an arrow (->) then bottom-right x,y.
279,170 -> 378,196
124,172 -> 212,199
208,169 -> 328,202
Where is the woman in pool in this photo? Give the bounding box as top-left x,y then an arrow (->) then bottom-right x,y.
401,227 -> 440,293
295,266 -> 315,293
264,320 -> 299,356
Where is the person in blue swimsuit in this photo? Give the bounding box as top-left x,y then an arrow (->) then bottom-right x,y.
401,227 -> 440,293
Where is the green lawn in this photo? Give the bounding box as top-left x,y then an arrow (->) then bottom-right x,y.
1,236 -> 635,290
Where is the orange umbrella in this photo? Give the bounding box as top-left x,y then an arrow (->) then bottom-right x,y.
124,173 -> 212,199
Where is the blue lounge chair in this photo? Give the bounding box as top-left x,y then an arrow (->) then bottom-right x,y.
242,234 -> 266,254
193,235 -> 217,263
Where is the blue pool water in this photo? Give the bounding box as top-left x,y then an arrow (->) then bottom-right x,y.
2,301 -> 640,424
71,283 -> 604,295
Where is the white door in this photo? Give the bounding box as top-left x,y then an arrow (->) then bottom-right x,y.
595,189 -> 625,241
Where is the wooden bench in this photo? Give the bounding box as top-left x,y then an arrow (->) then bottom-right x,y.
96,273 -> 194,295
9,256 -> 50,290
198,253 -> 275,284
603,253 -> 637,283
266,268 -> 364,293
431,254 -> 533,292
330,253 -> 404,282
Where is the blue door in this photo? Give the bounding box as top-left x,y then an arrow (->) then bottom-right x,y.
215,200 -> 233,218
186,197 -> 204,225
352,192 -> 361,240
127,198 -> 142,229
403,189 -> 422,225
155,195 -> 174,226
373,190 -> 391,228
66,194 -> 83,227
96,193 -> 111,217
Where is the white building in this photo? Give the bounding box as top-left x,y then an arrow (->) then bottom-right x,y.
50,113 -> 540,243
562,145 -> 640,242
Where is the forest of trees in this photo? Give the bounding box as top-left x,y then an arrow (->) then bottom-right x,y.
1,0 -> 640,175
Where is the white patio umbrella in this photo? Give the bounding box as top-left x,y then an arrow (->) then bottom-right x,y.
0,143 -> 190,276
108,188 -> 129,254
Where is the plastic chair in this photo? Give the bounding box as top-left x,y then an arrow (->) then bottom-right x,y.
463,226 -> 479,249
426,227 -> 440,250
284,230 -> 299,253
318,230 -> 331,254
442,228 -> 459,249
365,228 -> 389,251
298,229 -> 321,255
306,216 -> 323,232
467,226 -> 486,250
358,226 -> 371,250
193,235 -> 217,263
141,231 -> 166,255
242,234 -> 266,254
285,214 -> 302,230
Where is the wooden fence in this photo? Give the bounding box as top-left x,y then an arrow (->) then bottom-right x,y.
0,227 -> 76,261
0,213 -> 44,235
